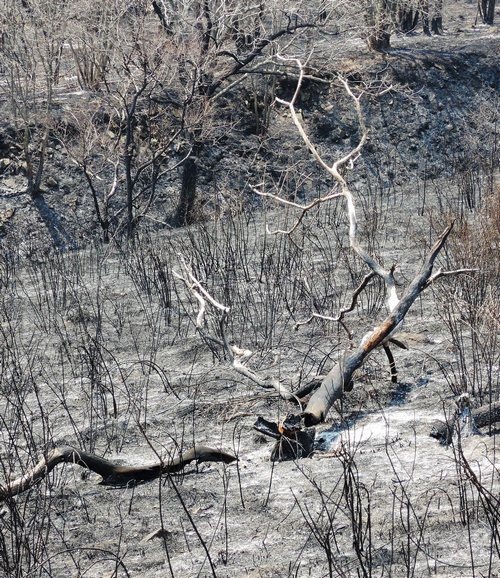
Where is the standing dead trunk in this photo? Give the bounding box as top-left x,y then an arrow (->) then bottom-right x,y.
25,125 -> 49,198
420,0 -> 429,34
486,0 -> 496,23
125,147 -> 134,238
421,0 -> 443,34
365,0 -> 392,51
397,7 -> 420,32
151,0 -> 173,33
431,16 -> 443,34
367,30 -> 391,51
174,143 -> 200,227
478,0 -> 496,24
123,83 -> 147,239
431,0 -> 443,33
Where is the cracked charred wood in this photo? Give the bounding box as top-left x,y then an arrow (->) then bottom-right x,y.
0,445 -> 237,500
254,415 -> 315,461
270,429 -> 316,462
254,416 -> 281,439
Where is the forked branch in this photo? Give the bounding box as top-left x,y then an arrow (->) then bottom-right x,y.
295,272 -> 376,335
303,224 -> 456,424
257,56 -> 399,314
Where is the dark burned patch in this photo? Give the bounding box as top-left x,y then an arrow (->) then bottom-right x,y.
276,74 -> 331,110
0,122 -> 17,155
389,380 -> 413,406
384,47 -> 498,90
254,415 -> 316,461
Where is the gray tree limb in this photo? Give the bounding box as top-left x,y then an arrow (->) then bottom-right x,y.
303,223 -> 454,425
0,445 -> 236,500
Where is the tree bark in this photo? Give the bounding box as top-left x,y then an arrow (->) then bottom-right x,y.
479,0 -> 496,24
367,30 -> 391,51
431,16 -> 443,34
365,0 -> 393,51
151,1 -> 173,33
420,0 -> 431,34
431,0 -> 444,33
397,7 -> 420,32
486,0 -> 496,24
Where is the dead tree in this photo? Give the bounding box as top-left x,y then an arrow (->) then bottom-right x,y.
365,0 -> 444,49
174,57 -> 474,438
396,2 -> 420,33
365,0 -> 393,51
173,257 -> 298,401
477,0 -> 496,25
421,0 -> 443,35
259,58 -> 473,425
169,2 -> 319,226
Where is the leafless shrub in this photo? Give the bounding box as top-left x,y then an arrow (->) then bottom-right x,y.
119,233 -> 174,321
340,446 -> 374,576
436,191 -> 499,402
68,4 -> 114,91
288,440 -> 376,578
0,0 -> 65,196
0,314 -> 59,577
449,428 -> 500,574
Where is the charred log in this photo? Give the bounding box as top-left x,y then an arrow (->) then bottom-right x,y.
0,445 -> 237,500
254,415 -> 315,461
430,401 -> 500,444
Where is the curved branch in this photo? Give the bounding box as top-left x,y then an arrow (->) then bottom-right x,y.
295,271 -> 376,330
273,57 -> 398,313
173,259 -> 296,401
253,186 -> 343,236
207,23 -> 317,98
0,445 -> 237,500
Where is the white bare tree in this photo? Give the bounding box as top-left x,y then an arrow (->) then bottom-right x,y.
175,55 -> 475,433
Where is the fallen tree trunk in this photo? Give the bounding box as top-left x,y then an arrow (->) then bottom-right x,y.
430,401 -> 500,444
303,223 -> 454,426
0,445 -> 237,500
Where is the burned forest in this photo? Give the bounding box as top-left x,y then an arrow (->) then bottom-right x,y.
0,1 -> 499,576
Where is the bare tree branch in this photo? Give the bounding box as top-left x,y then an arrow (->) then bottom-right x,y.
254,56 -> 471,426
0,445 -> 236,500
295,272 -> 376,331
303,223 -> 455,425
271,56 -> 399,314
173,258 -> 298,402
424,267 -> 478,288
